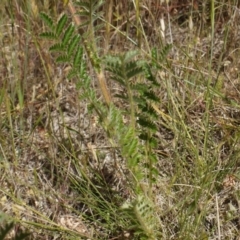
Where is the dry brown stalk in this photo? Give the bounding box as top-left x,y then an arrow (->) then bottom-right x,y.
67,0 -> 112,106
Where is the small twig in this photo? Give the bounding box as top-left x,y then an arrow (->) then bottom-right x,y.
215,194 -> 221,240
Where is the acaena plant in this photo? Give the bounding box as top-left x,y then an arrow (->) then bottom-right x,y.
104,45 -> 172,193
39,6 -> 171,238
103,47 -> 171,239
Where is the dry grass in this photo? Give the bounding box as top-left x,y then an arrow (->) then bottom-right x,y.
1,0 -> 240,239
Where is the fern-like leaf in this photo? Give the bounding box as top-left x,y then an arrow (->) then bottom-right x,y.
39,12 -> 54,31
67,69 -> 78,79
76,0 -> 104,24
148,153 -> 158,165
126,62 -> 144,79
73,47 -> 83,67
140,104 -> 158,119
49,43 -> 65,52
56,54 -> 69,63
56,14 -> 68,37
159,43 -> 172,62
62,23 -> 75,47
123,50 -> 138,63
142,90 -> 159,102
40,32 -> 56,40
137,117 -> 157,131
123,137 -> 138,157
151,44 -> 172,69
0,222 -> 13,239
0,222 -> 30,240
67,34 -> 81,57
143,64 -> 160,86
121,195 -> 160,239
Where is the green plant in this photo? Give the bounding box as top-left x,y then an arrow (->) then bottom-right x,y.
0,219 -> 30,240
39,6 -> 168,237
121,194 -> 160,240
104,47 -> 171,193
